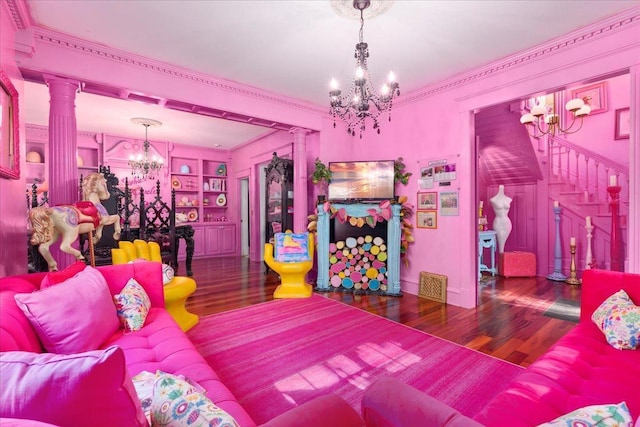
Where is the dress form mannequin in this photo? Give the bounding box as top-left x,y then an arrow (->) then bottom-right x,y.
490,185 -> 513,253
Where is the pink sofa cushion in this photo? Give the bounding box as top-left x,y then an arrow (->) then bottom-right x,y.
14,266 -> 120,354
474,322 -> 640,426
0,346 -> 147,427
0,278 -> 42,353
102,308 -> 256,427
0,419 -> 61,427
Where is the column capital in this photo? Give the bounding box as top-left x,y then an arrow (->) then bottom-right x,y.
289,127 -> 312,137
43,74 -> 81,91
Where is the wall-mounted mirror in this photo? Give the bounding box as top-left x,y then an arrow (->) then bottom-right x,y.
0,68 -> 20,180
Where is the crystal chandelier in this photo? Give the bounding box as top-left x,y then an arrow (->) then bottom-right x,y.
129,118 -> 163,181
329,0 -> 399,139
520,96 -> 591,137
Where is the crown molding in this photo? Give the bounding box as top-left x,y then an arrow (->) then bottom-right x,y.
26,122 -> 100,141
398,8 -> 640,107
4,0 -> 31,30
27,26 -> 327,116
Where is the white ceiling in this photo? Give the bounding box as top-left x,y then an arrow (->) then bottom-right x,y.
21,0 -> 638,148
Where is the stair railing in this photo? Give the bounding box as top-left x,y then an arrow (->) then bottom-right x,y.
547,134 -> 629,219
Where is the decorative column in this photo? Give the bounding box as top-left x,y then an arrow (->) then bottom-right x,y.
46,76 -> 81,270
315,205 -> 330,290
608,184 -> 624,271
290,128 -> 310,233
46,76 -> 81,206
548,204 -> 567,281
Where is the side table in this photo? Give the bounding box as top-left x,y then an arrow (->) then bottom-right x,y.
478,230 -> 497,279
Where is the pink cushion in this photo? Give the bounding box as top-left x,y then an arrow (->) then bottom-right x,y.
40,261 -> 86,289
0,419 -> 61,427
0,278 -> 42,353
0,346 -> 147,427
102,309 -> 256,427
14,266 -> 120,354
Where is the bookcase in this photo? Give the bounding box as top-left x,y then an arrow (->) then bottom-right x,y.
169,157 -> 229,224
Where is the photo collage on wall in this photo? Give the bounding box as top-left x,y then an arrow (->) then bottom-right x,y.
416,156 -> 460,229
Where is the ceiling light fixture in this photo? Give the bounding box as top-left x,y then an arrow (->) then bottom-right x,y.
129,117 -> 163,181
329,0 -> 399,139
520,96 -> 591,137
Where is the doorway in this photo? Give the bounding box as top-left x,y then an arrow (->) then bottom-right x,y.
240,177 -> 249,257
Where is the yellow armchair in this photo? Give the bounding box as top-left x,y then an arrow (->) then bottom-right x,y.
112,240 -> 199,332
264,232 -> 314,299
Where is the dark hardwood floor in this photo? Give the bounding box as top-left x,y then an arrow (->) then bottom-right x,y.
185,256 -> 581,368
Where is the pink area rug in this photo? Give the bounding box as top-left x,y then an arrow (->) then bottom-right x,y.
187,295 -> 523,424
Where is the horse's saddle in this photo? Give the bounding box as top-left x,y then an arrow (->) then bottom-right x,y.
74,201 -> 100,229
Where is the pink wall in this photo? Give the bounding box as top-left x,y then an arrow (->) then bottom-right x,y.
0,1 -> 27,276
563,74 -> 630,166
1,4 -> 638,304
329,10 -> 640,307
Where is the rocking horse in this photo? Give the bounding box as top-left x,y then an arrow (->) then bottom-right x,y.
28,172 -> 122,271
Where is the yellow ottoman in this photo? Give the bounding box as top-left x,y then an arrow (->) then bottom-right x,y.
164,276 -> 199,332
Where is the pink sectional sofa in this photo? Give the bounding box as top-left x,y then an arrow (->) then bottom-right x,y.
362,269 -> 640,426
0,262 -> 364,427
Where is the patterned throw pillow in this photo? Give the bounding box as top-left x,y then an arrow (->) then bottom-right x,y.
133,370 -> 208,426
537,402 -> 633,426
113,278 -> 151,332
592,289 -> 640,350
151,372 -> 239,427
162,264 -> 175,285
274,232 -> 310,262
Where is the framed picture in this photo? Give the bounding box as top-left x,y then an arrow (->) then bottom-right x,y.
417,192 -> 437,210
570,82 -> 607,115
439,191 -> 459,216
419,166 -> 434,189
0,68 -> 20,179
614,107 -> 630,140
417,210 -> 437,229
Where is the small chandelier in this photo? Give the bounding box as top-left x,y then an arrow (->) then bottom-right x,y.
129,118 -> 163,181
329,0 -> 400,139
520,96 -> 591,137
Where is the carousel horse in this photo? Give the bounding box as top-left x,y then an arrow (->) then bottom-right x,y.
28,172 -> 122,271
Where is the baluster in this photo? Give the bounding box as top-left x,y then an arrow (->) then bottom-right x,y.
593,161 -> 600,203
565,148 -> 571,185
574,151 -> 580,191
583,156 -> 590,198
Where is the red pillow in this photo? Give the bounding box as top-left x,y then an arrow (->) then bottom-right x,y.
40,261 -> 86,288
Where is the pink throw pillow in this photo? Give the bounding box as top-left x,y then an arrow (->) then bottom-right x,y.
14,266 -> 120,354
0,346 -> 147,427
40,261 -> 87,289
